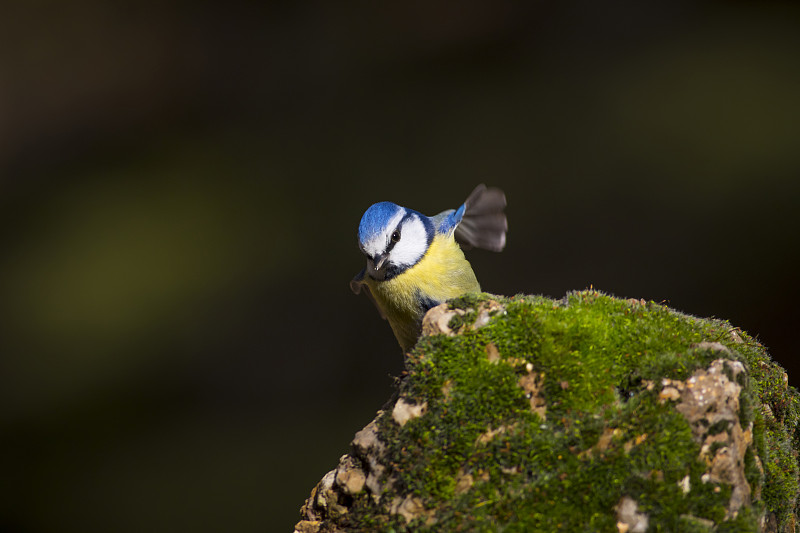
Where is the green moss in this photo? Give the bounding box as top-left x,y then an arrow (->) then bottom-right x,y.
762,427 -> 799,526
447,291 -> 511,312
707,419 -> 733,436
313,291 -> 800,532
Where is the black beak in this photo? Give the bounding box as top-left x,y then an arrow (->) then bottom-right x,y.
373,253 -> 388,271
367,253 -> 388,279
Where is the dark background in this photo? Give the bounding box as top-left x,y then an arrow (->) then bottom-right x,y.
1,1 -> 798,532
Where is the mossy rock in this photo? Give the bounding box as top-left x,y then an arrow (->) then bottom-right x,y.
296,291 -> 800,532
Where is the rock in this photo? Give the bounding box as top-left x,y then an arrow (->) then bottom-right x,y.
293,520 -> 321,533
453,469 -> 474,495
350,418 -> 388,499
475,424 -> 516,445
420,304 -> 464,337
485,342 -> 500,364
389,495 -> 435,524
297,291 -> 800,532
391,397 -> 427,427
334,456 -> 366,496
352,419 -> 381,453
421,298 -> 506,338
670,358 -> 752,517
615,496 -> 648,533
678,474 -> 691,494
517,369 -> 547,420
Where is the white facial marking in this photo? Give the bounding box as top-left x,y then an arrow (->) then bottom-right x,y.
389,215 -> 428,267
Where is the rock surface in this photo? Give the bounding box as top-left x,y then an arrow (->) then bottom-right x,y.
296,291 -> 800,532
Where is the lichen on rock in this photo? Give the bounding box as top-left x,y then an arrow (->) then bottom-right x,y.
663,355 -> 753,518
296,291 -> 800,532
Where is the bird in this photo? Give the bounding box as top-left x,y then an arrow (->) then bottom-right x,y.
351,184 -> 507,352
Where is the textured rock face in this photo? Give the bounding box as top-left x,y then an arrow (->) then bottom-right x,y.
296,292 -> 800,532
666,356 -> 753,517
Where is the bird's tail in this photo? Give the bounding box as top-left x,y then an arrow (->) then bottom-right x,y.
454,184 -> 507,252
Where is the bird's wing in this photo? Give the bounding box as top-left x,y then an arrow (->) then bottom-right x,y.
350,268 -> 387,320
435,184 -> 507,252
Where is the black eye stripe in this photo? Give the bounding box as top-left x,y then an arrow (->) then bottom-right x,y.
385,233 -> 400,253
384,221 -> 405,254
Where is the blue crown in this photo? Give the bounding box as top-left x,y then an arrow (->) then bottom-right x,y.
358,202 -> 402,244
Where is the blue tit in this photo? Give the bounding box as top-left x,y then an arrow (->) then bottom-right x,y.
351,184 -> 507,352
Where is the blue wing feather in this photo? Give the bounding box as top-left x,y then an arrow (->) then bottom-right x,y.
432,204 -> 465,236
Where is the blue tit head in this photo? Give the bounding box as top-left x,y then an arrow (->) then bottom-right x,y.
357,201 -> 433,281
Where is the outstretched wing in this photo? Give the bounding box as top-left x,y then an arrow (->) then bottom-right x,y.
434,184 -> 507,252
350,268 -> 387,319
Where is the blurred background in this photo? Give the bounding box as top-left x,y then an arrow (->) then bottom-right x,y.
1,1 -> 799,531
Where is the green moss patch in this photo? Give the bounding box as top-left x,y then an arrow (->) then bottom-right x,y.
297,291 -> 800,532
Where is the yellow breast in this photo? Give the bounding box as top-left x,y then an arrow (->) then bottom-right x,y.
365,233 -> 480,351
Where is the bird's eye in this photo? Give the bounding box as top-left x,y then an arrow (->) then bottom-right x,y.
391,230 -> 401,243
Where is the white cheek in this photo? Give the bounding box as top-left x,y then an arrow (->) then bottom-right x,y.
390,218 -> 428,266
